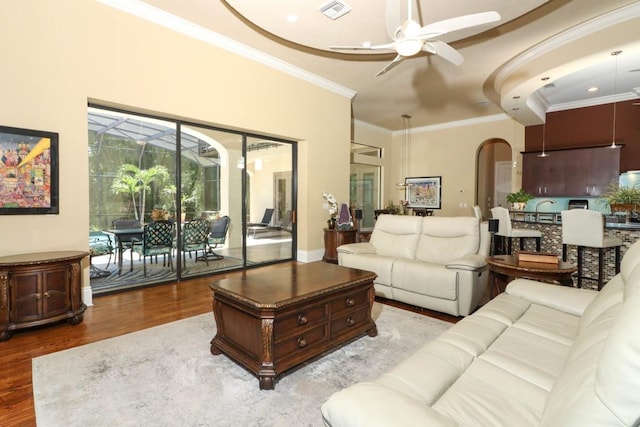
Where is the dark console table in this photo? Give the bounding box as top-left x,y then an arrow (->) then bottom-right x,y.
323,228 -> 357,264
0,251 -> 88,341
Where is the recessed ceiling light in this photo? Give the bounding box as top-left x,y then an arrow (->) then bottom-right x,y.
588,86 -> 599,92
286,13 -> 299,23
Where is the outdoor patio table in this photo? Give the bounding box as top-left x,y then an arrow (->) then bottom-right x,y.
105,228 -> 144,275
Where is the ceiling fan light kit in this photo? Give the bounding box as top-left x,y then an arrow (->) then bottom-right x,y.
329,0 -> 500,76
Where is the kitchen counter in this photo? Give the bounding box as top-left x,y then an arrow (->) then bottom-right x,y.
509,210 -> 640,229
501,213 -> 640,289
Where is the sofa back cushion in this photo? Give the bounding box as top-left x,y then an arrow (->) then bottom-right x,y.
595,264 -> 640,426
370,215 -> 423,259
621,238 -> 640,299
415,217 -> 480,265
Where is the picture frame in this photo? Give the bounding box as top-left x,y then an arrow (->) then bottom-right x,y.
405,176 -> 442,209
0,125 -> 59,215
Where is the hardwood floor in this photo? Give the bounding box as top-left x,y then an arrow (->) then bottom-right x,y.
0,261 -> 459,427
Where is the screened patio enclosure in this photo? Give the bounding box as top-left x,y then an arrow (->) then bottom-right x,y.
88,106 -> 296,293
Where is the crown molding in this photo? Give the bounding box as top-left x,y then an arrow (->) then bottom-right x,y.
97,0 -> 357,100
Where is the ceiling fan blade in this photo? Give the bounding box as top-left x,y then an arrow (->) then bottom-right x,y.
330,42 -> 397,51
415,11 -> 501,39
375,55 -> 405,77
424,41 -> 464,66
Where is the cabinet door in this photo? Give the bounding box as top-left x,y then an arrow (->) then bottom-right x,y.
10,271 -> 43,322
541,152 -> 566,196
590,147 -> 620,196
42,267 -> 71,317
565,149 -> 592,196
522,153 -> 544,196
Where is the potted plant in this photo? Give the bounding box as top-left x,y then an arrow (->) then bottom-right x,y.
600,183 -> 640,219
506,189 -> 534,210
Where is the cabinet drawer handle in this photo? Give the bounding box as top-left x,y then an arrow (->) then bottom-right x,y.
35,293 -> 42,300
297,314 -> 308,325
346,317 -> 355,326
297,337 -> 307,348
345,297 -> 355,307
44,291 -> 50,298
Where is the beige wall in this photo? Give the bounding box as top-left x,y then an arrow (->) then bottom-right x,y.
0,1 -> 352,299
388,117 -> 525,217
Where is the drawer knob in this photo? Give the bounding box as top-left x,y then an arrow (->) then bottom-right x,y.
297,314 -> 308,325
297,337 -> 307,348
345,297 -> 355,307
346,317 -> 355,326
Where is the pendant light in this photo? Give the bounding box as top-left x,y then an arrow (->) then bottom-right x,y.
396,114 -> 412,188
610,50 -> 622,149
537,120 -> 549,158
512,96 -> 520,168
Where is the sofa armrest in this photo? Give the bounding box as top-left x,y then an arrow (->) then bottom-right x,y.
336,242 -> 376,255
505,279 -> 598,316
321,382 -> 456,427
445,254 -> 487,271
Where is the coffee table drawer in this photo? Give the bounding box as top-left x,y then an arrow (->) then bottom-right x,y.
274,304 -> 328,338
330,288 -> 369,315
331,307 -> 369,338
274,324 -> 328,361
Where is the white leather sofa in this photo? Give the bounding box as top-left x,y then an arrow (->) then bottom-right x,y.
321,239 -> 640,427
337,215 -> 490,317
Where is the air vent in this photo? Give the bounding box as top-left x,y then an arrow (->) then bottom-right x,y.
318,1 -> 351,20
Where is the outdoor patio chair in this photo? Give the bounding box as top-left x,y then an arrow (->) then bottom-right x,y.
131,220 -> 174,276
88,231 -> 114,278
199,215 -> 230,261
176,218 -> 210,266
247,208 -> 275,238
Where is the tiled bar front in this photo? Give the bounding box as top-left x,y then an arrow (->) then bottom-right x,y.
504,221 -> 640,290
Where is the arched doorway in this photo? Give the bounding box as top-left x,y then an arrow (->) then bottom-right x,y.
476,139 -> 512,220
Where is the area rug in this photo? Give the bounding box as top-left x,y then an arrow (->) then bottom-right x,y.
32,303 -> 451,427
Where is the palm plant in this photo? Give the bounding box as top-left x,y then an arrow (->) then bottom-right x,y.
111,164 -> 169,221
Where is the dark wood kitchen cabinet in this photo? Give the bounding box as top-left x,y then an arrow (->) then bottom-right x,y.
565,146 -> 620,196
522,151 -> 566,196
0,251 -> 88,341
523,146 -> 620,197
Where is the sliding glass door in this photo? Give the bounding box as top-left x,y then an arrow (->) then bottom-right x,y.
88,106 -> 296,292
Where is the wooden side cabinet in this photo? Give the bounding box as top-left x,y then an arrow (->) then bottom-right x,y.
0,251 -> 88,341
323,228 -> 357,264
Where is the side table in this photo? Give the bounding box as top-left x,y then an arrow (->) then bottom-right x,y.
323,228 -> 357,264
487,255 -> 578,298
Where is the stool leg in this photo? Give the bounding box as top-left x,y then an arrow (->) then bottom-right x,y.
577,246 -> 583,288
597,248 -> 605,290
535,237 -> 541,252
520,238 -> 525,251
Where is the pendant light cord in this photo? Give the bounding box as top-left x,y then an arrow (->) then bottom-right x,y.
611,50 -> 622,148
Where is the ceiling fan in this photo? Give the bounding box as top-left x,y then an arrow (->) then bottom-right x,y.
330,0 -> 501,76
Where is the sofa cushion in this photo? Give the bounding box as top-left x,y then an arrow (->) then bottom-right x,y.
369,215 -> 423,259
595,264 -> 640,426
392,259 -> 458,300
415,217 -> 480,265
339,253 -> 395,286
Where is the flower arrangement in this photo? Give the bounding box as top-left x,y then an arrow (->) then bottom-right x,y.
322,192 -> 338,219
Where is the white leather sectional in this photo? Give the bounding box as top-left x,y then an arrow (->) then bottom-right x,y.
337,215 -> 490,316
321,239 -> 640,427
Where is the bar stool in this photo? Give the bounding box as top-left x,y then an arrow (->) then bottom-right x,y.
490,207 -> 541,255
561,209 -> 622,289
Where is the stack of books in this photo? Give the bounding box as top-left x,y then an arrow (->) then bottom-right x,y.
517,251 -> 559,264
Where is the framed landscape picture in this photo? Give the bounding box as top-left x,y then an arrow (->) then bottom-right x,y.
406,176 -> 441,209
0,125 -> 59,215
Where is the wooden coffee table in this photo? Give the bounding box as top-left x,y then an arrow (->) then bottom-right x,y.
209,262 -> 378,390
487,255 -> 578,298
